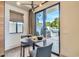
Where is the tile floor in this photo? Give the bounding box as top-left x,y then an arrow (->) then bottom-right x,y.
5,47 -> 58,57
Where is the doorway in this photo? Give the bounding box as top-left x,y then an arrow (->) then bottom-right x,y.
35,3 -> 60,55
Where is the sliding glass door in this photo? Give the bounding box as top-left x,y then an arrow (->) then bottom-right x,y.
46,4 -> 59,54
35,3 -> 60,55
35,11 -> 44,36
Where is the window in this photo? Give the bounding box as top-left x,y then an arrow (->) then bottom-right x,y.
35,11 -> 44,36
35,3 -> 60,55
9,10 -> 24,34
17,22 -> 23,33
9,21 -> 16,33
9,21 -> 23,33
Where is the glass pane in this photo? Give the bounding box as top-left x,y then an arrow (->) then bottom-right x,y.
17,22 -> 23,33
46,4 -> 59,54
35,11 -> 44,36
9,21 -> 16,33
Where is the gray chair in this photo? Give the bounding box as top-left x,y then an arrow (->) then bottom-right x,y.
20,38 -> 33,57
31,43 -> 53,57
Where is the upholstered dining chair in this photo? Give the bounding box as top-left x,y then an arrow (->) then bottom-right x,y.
20,35 -> 33,57
30,43 -> 53,57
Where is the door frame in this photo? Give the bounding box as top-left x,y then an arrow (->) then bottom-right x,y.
34,2 -> 60,56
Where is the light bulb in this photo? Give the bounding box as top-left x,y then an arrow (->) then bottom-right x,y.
32,9 -> 33,12
39,4 -> 42,7
16,2 -> 21,6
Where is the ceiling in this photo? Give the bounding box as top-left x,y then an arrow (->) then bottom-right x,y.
5,1 -> 45,11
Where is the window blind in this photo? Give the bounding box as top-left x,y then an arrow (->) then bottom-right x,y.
10,10 -> 24,22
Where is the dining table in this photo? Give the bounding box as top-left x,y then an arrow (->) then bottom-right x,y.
31,36 -> 53,50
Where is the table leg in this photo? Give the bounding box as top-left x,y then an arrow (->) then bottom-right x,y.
33,43 -> 35,50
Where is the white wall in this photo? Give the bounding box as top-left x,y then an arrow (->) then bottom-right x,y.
60,2 -> 79,57
5,3 -> 28,50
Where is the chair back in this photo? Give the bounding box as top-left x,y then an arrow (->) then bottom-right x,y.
36,43 -> 53,57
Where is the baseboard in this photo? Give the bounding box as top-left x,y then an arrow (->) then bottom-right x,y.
60,54 -> 67,57
0,55 -> 5,57
0,52 -> 5,57
51,52 -> 60,56
5,46 -> 20,52
5,43 -> 21,51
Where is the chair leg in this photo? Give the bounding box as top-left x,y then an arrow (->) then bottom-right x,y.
28,47 -> 31,57
23,47 -> 25,57
20,46 -> 22,57
20,45 -> 32,57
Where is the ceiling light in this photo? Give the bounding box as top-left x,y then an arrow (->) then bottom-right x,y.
31,9 -> 34,13
16,2 -> 21,6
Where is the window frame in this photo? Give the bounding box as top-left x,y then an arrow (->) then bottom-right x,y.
35,2 -> 60,56
9,21 -> 24,34
16,22 -> 24,33
9,21 -> 17,34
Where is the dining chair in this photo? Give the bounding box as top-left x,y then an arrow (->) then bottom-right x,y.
20,35 -> 33,57
30,43 -> 53,57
